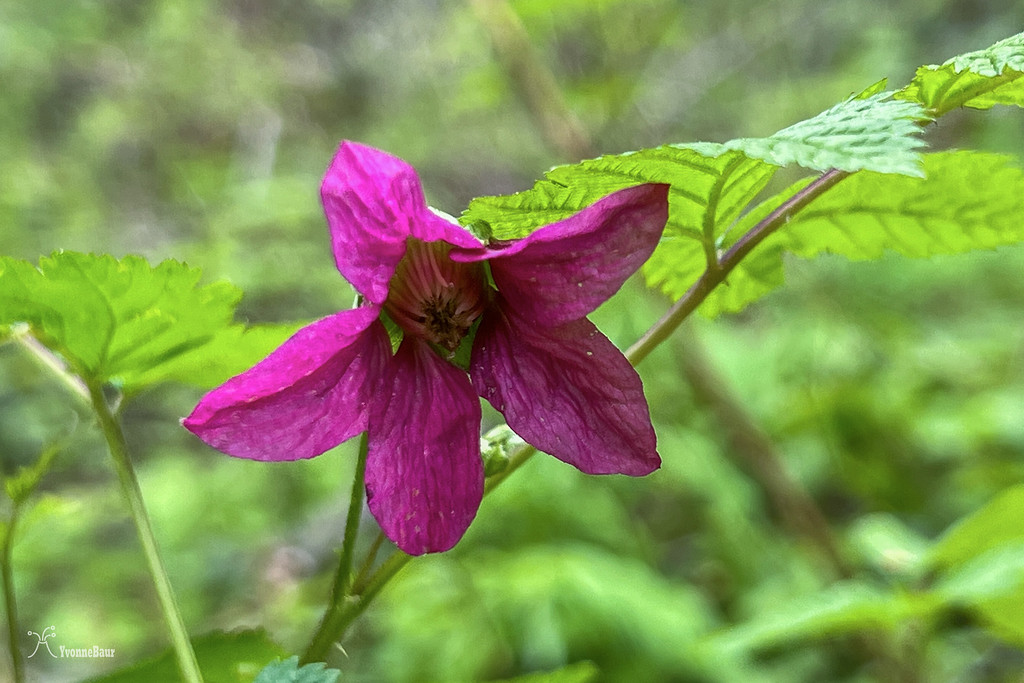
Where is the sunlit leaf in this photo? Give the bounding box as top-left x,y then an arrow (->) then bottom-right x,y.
898,32 -> 1024,114
696,151 -> 1024,316
464,146 -> 777,318
253,656 -> 341,683
779,151 -> 1024,259
84,629 -> 286,683
0,252 -> 301,394
698,92 -> 927,176
462,145 -> 776,244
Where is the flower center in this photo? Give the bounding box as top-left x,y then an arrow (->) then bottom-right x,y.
385,239 -> 486,352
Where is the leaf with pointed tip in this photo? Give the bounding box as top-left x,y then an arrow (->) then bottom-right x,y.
897,32 -> 1024,114
0,252 -> 301,394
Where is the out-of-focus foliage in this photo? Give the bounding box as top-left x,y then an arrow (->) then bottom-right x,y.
3,0 -> 1024,682
83,629 -> 286,683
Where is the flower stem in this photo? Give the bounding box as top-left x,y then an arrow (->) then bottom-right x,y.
625,168 -> 849,366
295,171 -> 850,664
86,382 -> 203,683
2,506 -> 25,683
302,433 -> 368,664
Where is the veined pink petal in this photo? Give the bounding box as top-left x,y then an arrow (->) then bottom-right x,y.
471,302 -> 660,476
183,306 -> 389,461
453,184 -> 668,326
365,337 -> 484,555
321,141 -> 481,304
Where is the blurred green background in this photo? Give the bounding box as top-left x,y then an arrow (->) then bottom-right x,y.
3,1 -> 1024,681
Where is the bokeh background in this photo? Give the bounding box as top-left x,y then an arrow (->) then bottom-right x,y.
3,1 -> 1024,681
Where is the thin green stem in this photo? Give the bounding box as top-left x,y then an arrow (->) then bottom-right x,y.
302,434 -> 368,663
86,382 -> 203,683
626,168 -> 849,366
2,507 -> 24,683
12,328 -> 90,407
351,531 -> 386,594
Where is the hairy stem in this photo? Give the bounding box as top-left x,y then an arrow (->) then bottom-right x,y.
302,433 -> 368,664
87,382 -> 203,683
625,168 -> 849,366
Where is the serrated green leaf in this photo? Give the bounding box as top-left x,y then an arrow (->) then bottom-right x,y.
929,484 -> 1024,570
0,252 -> 300,394
703,92 -> 926,176
780,151 -> 1024,259
897,32 -> 1024,114
84,629 -> 286,683
253,656 -> 341,683
690,150 -> 1024,317
464,146 -> 777,320
463,145 -> 777,244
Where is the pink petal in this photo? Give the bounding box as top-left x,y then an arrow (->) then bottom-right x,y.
321,141 -> 481,304
471,302 -> 660,476
365,337 -> 484,555
453,183 -> 669,326
183,306 -> 390,461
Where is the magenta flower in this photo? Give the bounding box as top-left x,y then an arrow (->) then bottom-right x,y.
184,142 -> 669,555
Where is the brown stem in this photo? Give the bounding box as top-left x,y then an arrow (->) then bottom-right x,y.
468,0 -> 594,160
675,329 -> 851,575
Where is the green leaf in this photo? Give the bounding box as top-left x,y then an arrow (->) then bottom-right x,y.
920,485 -> 1024,647
931,544 -> 1024,647
493,661 -> 600,683
463,145 -> 777,244
933,544 -> 1024,604
780,151 -> 1024,259
4,436 -> 67,506
465,146 -> 777,321
929,484 -> 1024,569
0,252 -> 301,394
897,32 -> 1024,114
84,629 -> 286,683
856,78 -> 889,99
693,150 -> 1024,316
253,656 -> 341,683
699,92 -> 927,176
